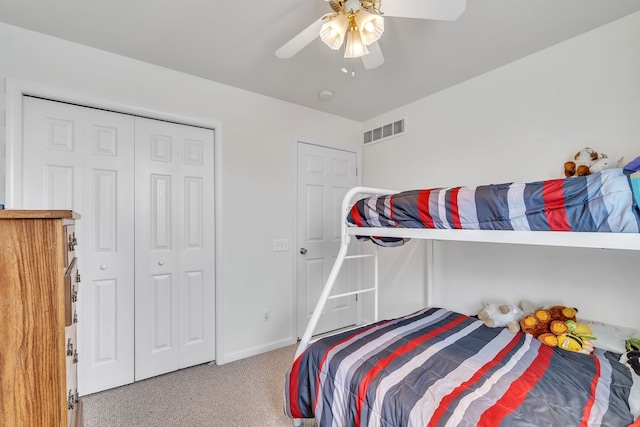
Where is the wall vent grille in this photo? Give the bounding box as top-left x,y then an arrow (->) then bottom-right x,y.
363,119 -> 405,145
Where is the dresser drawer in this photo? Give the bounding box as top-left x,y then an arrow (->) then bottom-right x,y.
65,323 -> 80,427
64,224 -> 78,269
64,258 -> 80,327
66,386 -> 81,427
65,324 -> 79,385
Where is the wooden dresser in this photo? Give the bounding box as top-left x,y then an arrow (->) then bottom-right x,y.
0,210 -> 82,427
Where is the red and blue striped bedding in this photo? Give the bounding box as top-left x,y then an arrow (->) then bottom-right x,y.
285,308 -> 636,427
347,169 -> 640,245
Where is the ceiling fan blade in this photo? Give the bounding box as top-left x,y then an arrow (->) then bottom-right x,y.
361,42 -> 384,70
275,16 -> 326,59
381,0 -> 467,21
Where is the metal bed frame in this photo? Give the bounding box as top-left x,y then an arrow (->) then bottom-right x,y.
292,185 -> 640,425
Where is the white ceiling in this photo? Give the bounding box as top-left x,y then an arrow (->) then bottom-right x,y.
1,0 -> 639,121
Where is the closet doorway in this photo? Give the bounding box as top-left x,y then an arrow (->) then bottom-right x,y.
296,142 -> 358,338
17,96 -> 216,394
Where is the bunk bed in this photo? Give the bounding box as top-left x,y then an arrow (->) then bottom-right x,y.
285,167 -> 640,427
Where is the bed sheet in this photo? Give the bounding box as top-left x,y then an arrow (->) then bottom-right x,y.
285,308 -> 636,427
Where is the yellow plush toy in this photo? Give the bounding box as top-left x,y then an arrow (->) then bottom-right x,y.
520,306 -> 596,354
556,320 -> 597,354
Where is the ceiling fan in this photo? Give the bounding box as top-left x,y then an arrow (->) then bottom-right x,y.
275,0 -> 467,70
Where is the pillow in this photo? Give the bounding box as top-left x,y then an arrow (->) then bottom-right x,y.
623,156 -> 640,172
577,318 -> 637,354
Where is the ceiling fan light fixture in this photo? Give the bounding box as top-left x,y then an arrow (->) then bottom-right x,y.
343,28 -> 369,58
320,15 -> 349,50
355,9 -> 384,46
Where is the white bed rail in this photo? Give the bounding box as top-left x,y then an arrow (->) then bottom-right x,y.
294,187 -> 398,360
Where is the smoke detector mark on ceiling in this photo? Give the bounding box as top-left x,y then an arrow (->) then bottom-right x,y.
318,90 -> 334,101
363,119 -> 405,145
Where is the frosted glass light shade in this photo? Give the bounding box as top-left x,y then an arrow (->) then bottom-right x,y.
320,15 -> 349,50
356,9 -> 384,46
344,29 -> 369,58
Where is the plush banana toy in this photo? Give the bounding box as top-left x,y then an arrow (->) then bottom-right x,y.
557,333 -> 595,355
554,320 -> 597,354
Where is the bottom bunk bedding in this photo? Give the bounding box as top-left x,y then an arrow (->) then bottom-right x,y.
285,308 -> 638,427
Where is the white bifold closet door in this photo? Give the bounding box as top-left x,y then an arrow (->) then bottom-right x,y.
134,117 -> 215,381
20,97 -> 215,394
22,97 -> 136,395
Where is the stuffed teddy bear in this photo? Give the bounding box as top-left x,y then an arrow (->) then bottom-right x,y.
564,147 -> 600,178
478,303 -> 524,333
563,147 -> 622,178
519,305 -> 596,354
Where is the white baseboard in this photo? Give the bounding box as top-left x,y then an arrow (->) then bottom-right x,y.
216,337 -> 296,365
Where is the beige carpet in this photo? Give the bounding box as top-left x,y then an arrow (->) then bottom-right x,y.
82,344 -> 317,427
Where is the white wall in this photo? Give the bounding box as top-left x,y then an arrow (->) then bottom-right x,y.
0,22 -> 362,363
361,12 -> 640,334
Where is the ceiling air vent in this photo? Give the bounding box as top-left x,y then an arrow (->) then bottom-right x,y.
363,119 -> 405,145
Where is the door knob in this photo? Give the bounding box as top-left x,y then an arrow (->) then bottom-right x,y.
158,260 -> 165,266
299,248 -> 307,255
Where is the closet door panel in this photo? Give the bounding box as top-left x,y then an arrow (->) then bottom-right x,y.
135,118 -> 215,378
135,119 -> 181,380
79,108 -> 135,395
22,98 -> 83,210
177,127 -> 215,369
21,97 -> 136,395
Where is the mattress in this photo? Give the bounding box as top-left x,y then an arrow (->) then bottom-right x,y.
285,308 -> 637,427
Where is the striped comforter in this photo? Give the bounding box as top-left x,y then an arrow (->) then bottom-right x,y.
285,308 -> 636,427
347,169 -> 640,245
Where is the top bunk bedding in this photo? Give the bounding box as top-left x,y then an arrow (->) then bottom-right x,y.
347,169 -> 640,246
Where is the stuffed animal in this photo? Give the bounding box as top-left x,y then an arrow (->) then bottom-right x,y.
564,147 -> 600,178
624,338 -> 640,376
623,351 -> 640,376
519,305 -> 596,354
563,147 -> 622,178
590,156 -> 624,173
478,303 -> 524,333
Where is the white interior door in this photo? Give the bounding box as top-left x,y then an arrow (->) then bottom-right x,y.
297,142 -> 358,338
134,117 -> 215,381
21,96 -> 136,395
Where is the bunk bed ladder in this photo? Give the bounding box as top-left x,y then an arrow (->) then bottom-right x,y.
294,187 -> 396,360
294,247 -> 379,360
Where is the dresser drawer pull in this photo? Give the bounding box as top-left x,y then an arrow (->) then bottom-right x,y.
72,284 -> 78,302
73,312 -> 78,324
68,390 -> 75,410
68,232 -> 78,252
73,350 -> 79,364
75,270 -> 81,283
67,389 -> 81,410
67,339 -> 74,357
